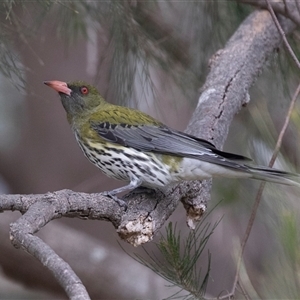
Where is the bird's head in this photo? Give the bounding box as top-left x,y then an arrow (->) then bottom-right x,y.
44,80 -> 106,120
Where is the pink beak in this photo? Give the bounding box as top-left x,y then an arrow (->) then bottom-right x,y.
44,80 -> 72,96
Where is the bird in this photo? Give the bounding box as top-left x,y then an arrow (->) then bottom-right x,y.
44,80 -> 300,206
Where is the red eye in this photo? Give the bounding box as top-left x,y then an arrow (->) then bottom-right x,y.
81,86 -> 89,95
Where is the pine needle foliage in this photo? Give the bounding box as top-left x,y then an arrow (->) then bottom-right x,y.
0,1 -> 26,89
0,0 -> 254,98
130,214 -> 221,299
0,34 -> 24,89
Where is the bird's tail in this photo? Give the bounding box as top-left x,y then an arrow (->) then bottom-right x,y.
248,166 -> 300,187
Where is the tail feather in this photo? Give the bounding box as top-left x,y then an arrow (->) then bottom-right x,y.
248,166 -> 300,187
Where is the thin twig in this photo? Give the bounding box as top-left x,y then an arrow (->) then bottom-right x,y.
224,2 -> 300,296
238,281 -> 251,300
268,84 -> 300,166
230,82 -> 300,297
265,0 -> 300,70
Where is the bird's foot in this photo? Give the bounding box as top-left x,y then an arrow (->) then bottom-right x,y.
102,191 -> 128,210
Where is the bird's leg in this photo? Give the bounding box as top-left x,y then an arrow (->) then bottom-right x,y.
103,193 -> 128,209
102,178 -> 142,208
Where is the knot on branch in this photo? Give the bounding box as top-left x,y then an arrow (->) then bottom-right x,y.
117,215 -> 154,246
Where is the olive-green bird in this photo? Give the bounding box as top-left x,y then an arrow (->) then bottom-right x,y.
44,80 -> 300,206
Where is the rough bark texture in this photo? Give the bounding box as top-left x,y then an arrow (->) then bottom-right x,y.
181,10 -> 295,227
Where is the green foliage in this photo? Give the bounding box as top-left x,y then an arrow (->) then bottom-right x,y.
0,0 -> 255,99
257,210 -> 300,299
53,1 -> 90,45
279,211 -> 300,267
0,1 -> 92,88
131,214 -> 221,299
0,2 -> 25,88
0,35 -> 24,89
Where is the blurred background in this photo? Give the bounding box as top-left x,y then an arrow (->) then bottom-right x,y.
0,1 -> 300,299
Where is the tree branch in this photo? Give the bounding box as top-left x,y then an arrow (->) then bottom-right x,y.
181,9 -> 295,227
238,0 -> 300,26
1,213 -> 172,299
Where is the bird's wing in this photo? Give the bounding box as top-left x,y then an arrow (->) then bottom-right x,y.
90,121 -> 251,164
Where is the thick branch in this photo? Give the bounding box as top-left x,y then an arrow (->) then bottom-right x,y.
239,0 -> 300,26
1,189 -> 178,299
10,220 -> 89,299
0,188 -> 180,245
1,213 -> 171,299
181,10 -> 295,227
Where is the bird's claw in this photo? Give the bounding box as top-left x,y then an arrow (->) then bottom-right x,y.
102,191 -> 128,210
